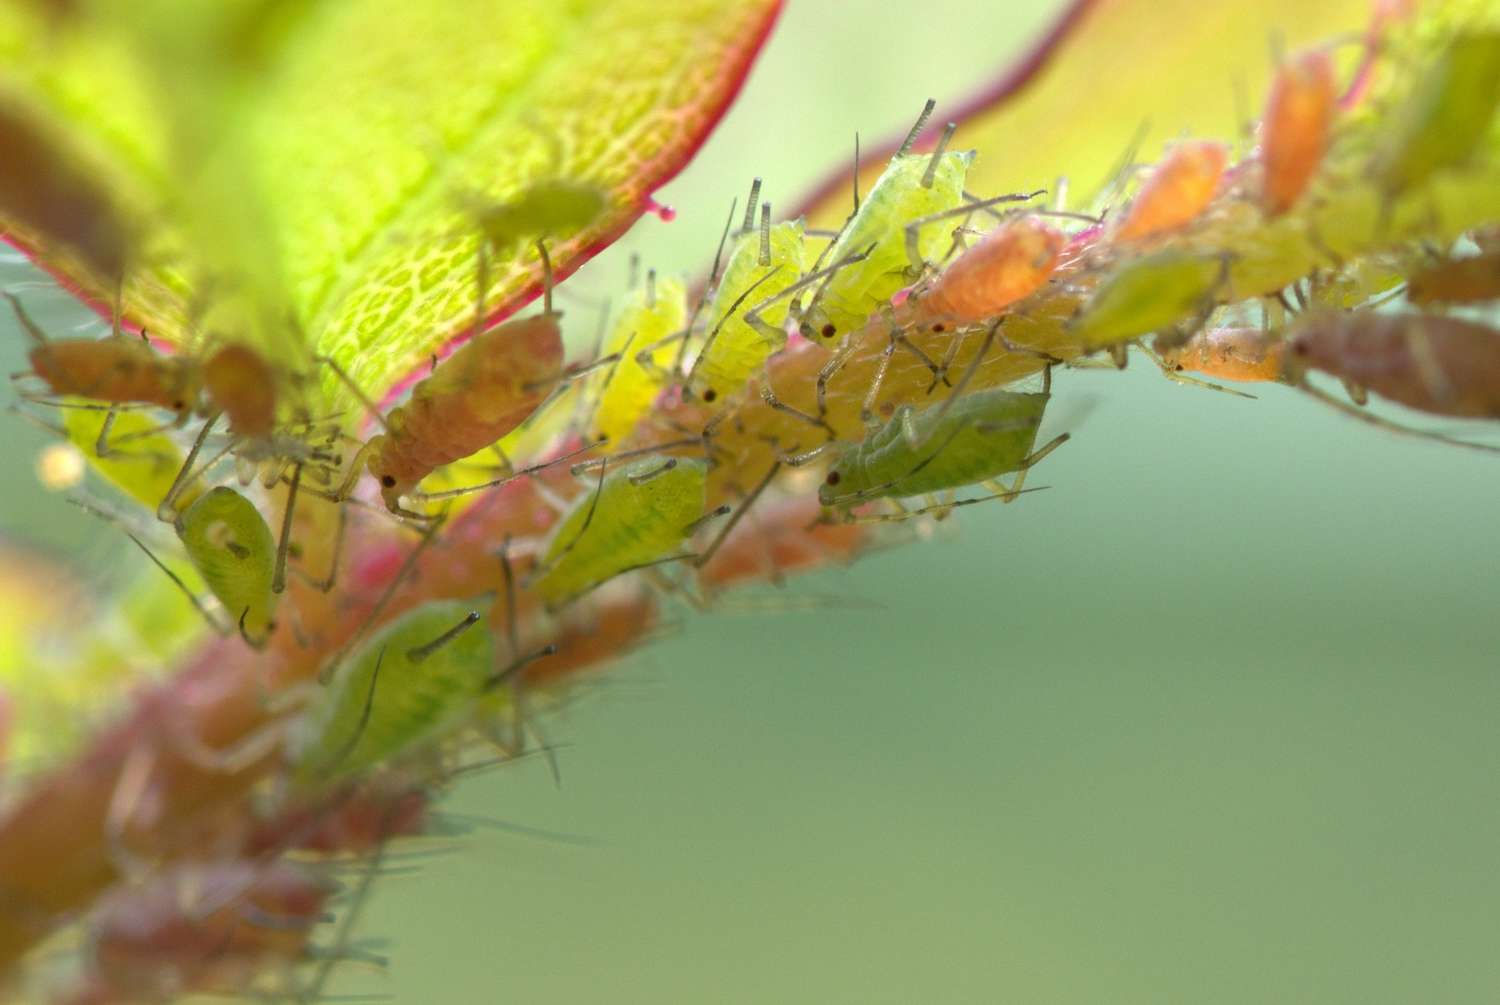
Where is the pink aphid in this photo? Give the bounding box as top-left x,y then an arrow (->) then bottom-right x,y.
1114,140 -> 1229,241
912,215 -> 1066,325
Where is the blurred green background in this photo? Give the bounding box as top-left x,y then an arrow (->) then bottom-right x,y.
4,1 -> 1500,1002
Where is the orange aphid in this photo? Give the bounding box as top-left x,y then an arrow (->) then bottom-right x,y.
30,339 -> 199,415
201,344 -> 278,439
1157,326 -> 1286,383
696,493 -> 866,593
1405,251 -> 1500,306
1261,49 -> 1338,216
1114,140 -> 1228,242
916,215 -> 1066,323
366,314 -> 565,510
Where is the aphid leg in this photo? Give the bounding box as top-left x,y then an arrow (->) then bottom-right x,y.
271,463 -> 301,595
917,318 -> 1002,442
536,239 -> 555,317
901,189 -> 1047,276
983,432 -> 1070,501
314,354 -> 390,433
411,437 -> 606,502
693,461 -> 781,569
760,383 -> 834,440
815,338 -> 857,422
743,246 -> 873,344
778,442 -> 836,468
893,332 -> 947,394
672,197 -> 743,376
861,328 -> 899,425
685,262 -> 784,397
845,484 -> 1051,524
126,533 -> 231,637
567,438 -> 701,475
1292,379 -> 1500,455
156,412 -> 222,523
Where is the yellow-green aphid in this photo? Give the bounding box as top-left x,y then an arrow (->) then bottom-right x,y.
1371,31 -> 1500,194
175,486 -> 277,646
801,114 -> 973,340
61,404 -> 203,512
689,201 -> 808,403
293,602 -> 493,787
590,272 -> 688,443
472,179 -> 608,254
534,455 -> 707,605
1068,250 -> 1226,348
819,385 -> 1061,507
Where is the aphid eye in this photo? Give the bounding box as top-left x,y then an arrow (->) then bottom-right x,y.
380,475 -> 397,488
702,388 -> 718,403
932,323 -> 945,333
1173,364 -> 1184,371
825,471 -> 841,486
172,400 -> 186,411
820,323 -> 837,338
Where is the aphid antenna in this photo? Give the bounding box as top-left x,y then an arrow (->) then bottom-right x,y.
741,178 -> 762,235
920,122 -> 958,189
318,517 -> 444,685
2,290 -> 51,347
684,263 -> 783,395
692,460 -> 780,569
411,436 -> 606,501
1292,377 -> 1500,455
123,531 -> 231,638
895,98 -> 937,159
671,199 -> 744,377
901,189 -> 1048,276
760,383 -> 835,440
860,327 -> 900,425
568,437 -> 701,475
550,553 -> 697,610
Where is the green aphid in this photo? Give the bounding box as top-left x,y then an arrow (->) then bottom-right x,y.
62,404 -> 203,512
294,601 -> 494,786
1371,31 -> 1500,194
591,273 -> 688,444
801,141 -> 973,340
819,384 -> 1064,508
471,179 -> 608,253
533,455 -> 706,605
689,206 -> 807,403
175,486 -> 277,646
1068,250 -> 1226,348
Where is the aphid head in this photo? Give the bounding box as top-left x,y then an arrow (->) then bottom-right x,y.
817,467 -> 845,507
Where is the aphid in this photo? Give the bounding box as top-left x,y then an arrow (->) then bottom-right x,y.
798,105 -> 974,339
1156,326 -> 1287,384
84,860 -> 336,1000
468,179 -> 608,256
909,214 -> 1066,324
1286,310 -> 1500,419
360,312 -> 565,512
60,403 -> 205,511
200,343 -> 278,440
688,198 -> 808,403
531,455 -> 707,605
295,602 -> 540,786
1370,31 -> 1500,194
1068,250 -> 1228,349
174,486 -> 278,646
1113,140 -> 1228,242
695,493 -> 867,593
1260,49 -> 1337,216
811,373 -> 1067,511
1406,250 -> 1500,306
6,291 -> 200,418
590,271 -> 688,443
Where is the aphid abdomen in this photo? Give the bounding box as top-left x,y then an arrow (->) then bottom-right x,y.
919,216 -> 1066,323
534,456 -> 707,604
593,275 -> 688,442
202,344 -> 277,439
880,391 -> 1045,497
1114,140 -> 1228,242
694,218 -> 807,400
1261,49 -> 1337,216
1069,250 -> 1226,348
808,149 -> 974,338
29,340 -> 198,414
176,486 -> 278,642
295,601 -> 495,786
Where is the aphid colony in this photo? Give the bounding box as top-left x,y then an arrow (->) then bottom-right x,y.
9,15 -> 1500,1002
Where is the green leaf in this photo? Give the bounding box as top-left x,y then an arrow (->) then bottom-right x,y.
0,0 -> 783,400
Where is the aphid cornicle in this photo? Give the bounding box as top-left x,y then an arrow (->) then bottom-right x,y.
294,602 -> 495,786
816,379 -> 1067,509
798,106 -> 974,339
532,455 -> 707,605
1113,140 -> 1228,242
364,312 -> 565,511
1286,311 -> 1500,419
1260,49 -> 1337,216
175,485 -> 279,646
910,214 -> 1066,324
